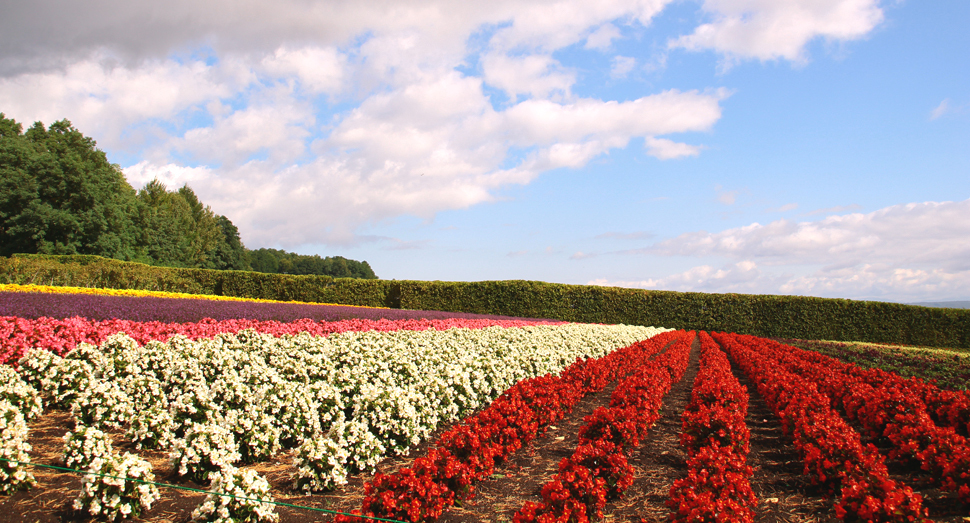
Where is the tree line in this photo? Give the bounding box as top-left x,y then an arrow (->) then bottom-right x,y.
0,113 -> 377,279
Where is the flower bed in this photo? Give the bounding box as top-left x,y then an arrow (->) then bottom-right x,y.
713,332 -> 929,522
667,331 -> 755,522
0,315 -> 563,366
336,330 -> 688,523
514,331 -> 694,523
738,335 -> 970,505
14,323 -> 666,484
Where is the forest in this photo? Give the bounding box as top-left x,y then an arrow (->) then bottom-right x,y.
0,113 -> 377,279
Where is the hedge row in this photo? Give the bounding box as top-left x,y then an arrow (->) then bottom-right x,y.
3,254 -> 969,348
0,254 -> 386,308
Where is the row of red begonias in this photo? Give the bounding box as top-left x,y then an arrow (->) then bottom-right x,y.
0,315 -> 561,366
512,331 -> 695,523
667,331 -> 756,522
333,330 -> 689,523
746,335 -> 970,506
791,340 -> 970,437
713,332 -> 931,522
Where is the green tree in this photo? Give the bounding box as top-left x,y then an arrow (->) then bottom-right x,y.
1,112 -> 376,278
0,114 -> 140,258
210,215 -> 251,271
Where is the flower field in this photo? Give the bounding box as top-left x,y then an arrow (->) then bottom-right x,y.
1,286 -> 970,522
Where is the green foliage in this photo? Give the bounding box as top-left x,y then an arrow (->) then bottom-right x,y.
0,113 -> 374,277
0,254 -> 388,307
2,255 -> 968,348
0,113 -> 140,260
392,280 -> 970,349
247,248 -> 377,279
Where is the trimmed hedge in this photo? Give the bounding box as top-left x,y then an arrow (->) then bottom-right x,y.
2,254 -> 968,348
394,281 -> 970,348
0,254 -> 387,307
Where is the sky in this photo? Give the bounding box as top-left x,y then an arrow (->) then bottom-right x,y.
1,0 -> 968,303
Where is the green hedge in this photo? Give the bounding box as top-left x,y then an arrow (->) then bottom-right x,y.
393,280 -> 970,348
0,254 -> 389,307
2,254 -> 968,348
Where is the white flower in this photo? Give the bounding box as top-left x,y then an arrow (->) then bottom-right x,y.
74,452 -> 158,521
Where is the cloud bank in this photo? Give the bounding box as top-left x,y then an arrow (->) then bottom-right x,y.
0,0 -> 886,247
595,199 -> 970,301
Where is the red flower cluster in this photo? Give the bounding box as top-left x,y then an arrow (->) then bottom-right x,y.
512,331 -> 696,523
0,315 -> 557,365
714,332 -> 929,522
336,330 -> 688,523
752,337 -> 970,506
668,331 -> 756,523
795,345 -> 970,437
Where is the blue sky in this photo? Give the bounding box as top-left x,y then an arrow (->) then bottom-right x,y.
1,0 -> 967,302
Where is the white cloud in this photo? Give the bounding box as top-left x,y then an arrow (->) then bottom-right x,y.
929,98 -> 968,120
714,184 -> 740,204
645,137 -> 702,159
123,162 -> 213,190
588,260 -> 774,293
669,0 -> 885,65
608,199 -> 970,301
931,99 -> 951,120
0,0 -> 740,249
591,261 -> 970,302
0,54 -> 240,152
586,23 -> 623,49
610,55 -> 637,78
780,264 -> 970,302
259,46 -> 346,95
481,53 -> 575,100
647,198 -> 970,269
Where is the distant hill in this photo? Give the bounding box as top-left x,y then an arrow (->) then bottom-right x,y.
908,301 -> 970,309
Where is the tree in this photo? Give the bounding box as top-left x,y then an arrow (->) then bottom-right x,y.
210,215 -> 251,271
1,112 -> 377,278
0,114 -> 140,258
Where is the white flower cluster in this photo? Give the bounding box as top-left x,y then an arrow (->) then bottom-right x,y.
73,452 -> 160,521
19,325 -> 668,494
16,348 -> 63,400
126,405 -> 176,450
72,379 -> 134,429
63,425 -> 114,471
191,465 -> 279,523
0,399 -> 36,494
170,423 -> 242,483
292,419 -> 381,492
0,365 -> 43,421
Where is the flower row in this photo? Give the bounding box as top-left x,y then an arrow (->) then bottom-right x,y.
335,330 -> 689,523
0,314 -> 560,365
514,331 -> 695,523
667,331 -> 755,523
16,323 -> 666,486
793,339 -> 970,437
714,332 -> 929,522
746,336 -> 970,505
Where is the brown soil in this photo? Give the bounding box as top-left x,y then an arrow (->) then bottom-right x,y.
7,334 -> 960,522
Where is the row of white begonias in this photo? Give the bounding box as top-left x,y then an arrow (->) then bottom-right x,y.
0,399 -> 36,494
5,323 -> 666,521
0,363 -> 41,494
